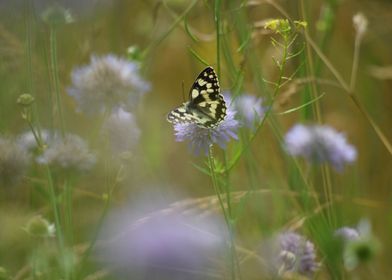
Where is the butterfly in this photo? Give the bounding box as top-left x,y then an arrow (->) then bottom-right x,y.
167,67 -> 227,128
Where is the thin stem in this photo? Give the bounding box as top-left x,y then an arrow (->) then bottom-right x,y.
214,0 -> 222,78
228,32 -> 290,170
207,145 -> 239,280
305,32 -> 392,156
300,0 -> 334,227
76,165 -> 122,278
350,34 -> 361,92
45,165 -> 69,279
49,26 -> 66,137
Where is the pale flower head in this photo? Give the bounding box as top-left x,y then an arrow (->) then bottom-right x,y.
68,54 -> 150,115
37,134 -> 96,171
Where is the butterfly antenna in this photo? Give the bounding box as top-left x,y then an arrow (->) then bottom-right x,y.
181,80 -> 186,102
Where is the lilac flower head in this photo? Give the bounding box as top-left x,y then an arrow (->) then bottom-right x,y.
98,197 -> 226,280
102,108 -> 141,158
285,124 -> 357,171
261,231 -> 319,278
232,93 -> 265,129
37,134 -> 96,171
68,54 -> 150,115
173,96 -> 240,155
0,136 -> 30,187
335,227 -> 360,242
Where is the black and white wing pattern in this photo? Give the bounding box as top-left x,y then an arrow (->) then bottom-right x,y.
167,67 -> 227,128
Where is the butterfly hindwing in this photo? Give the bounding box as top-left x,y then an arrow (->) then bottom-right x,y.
167,67 -> 227,128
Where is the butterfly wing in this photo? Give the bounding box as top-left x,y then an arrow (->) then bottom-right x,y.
187,67 -> 227,126
167,103 -> 200,125
167,67 -> 227,128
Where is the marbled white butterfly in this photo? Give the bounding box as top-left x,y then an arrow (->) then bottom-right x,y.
167,67 -> 227,128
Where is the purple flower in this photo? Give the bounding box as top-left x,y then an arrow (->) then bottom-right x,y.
68,54 -> 150,115
335,227 -> 360,242
261,232 -> 319,277
232,94 -> 265,129
284,124 -> 357,171
98,197 -> 226,280
173,96 -> 240,155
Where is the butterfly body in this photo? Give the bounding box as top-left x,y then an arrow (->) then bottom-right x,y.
167,67 -> 227,128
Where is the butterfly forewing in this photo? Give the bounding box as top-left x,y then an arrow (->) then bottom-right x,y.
167,67 -> 227,128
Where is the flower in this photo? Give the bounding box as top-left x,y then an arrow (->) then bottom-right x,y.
173,96 -> 240,155
17,130 -> 50,152
0,136 -> 30,187
231,93 -> 265,129
24,215 -> 55,238
335,227 -> 360,242
284,124 -> 357,171
261,232 -> 319,278
102,108 -> 141,158
98,196 -> 226,280
67,55 -> 150,115
335,220 -> 380,271
37,134 -> 96,171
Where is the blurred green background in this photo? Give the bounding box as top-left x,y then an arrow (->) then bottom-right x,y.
0,0 -> 391,278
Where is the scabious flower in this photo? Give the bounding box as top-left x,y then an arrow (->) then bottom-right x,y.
102,108 -> 141,158
0,137 -> 30,187
335,227 -> 360,242
284,124 -> 357,171
231,93 -> 265,129
67,54 -> 150,115
98,197 -> 226,280
261,231 -> 319,278
37,134 -> 95,171
17,130 -> 50,151
173,96 -> 240,155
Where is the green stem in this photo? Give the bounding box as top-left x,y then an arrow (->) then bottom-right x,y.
76,165 -> 122,278
45,166 -> 69,279
228,32 -> 290,170
49,26 -> 65,137
305,33 -> 392,156
207,145 -> 240,280
300,0 -> 334,227
214,0 -> 222,78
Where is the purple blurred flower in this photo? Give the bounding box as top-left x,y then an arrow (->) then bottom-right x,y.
68,54 -> 150,115
98,198 -> 226,280
284,124 -> 357,171
102,108 -> 141,158
232,94 -> 265,129
261,232 -> 319,278
37,134 -> 96,171
335,227 -> 360,242
173,96 -> 240,155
